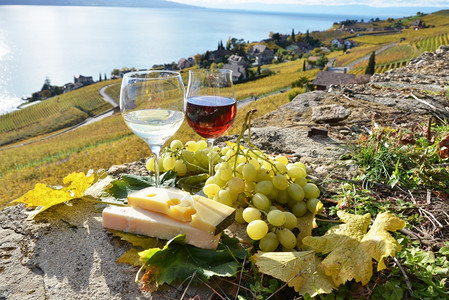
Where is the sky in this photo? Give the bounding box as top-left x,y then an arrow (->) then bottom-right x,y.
171,0 -> 448,16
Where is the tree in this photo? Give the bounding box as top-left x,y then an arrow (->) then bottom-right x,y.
365,51 -> 376,75
104,73 -> 107,80
302,60 -> 307,71
316,55 -> 328,69
41,76 -> 52,92
99,73 -> 102,82
291,28 -> 296,43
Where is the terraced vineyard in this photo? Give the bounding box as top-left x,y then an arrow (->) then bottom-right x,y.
0,81 -> 113,146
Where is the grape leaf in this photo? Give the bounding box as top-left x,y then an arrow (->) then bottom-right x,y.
12,171 -> 95,218
302,211 -> 406,286
254,251 -> 335,297
108,230 -> 167,266
138,234 -> 248,290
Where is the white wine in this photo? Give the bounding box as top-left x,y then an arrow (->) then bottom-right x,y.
124,109 -> 184,145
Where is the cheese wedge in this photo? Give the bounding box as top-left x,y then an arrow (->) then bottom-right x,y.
127,187 -> 235,235
102,206 -> 221,250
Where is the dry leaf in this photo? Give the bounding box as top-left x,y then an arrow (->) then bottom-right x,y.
254,250 -> 335,297
303,211 -> 405,286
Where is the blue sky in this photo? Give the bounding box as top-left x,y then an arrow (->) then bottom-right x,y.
171,0 -> 448,17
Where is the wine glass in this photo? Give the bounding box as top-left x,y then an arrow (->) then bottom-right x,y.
185,69 -> 236,175
120,70 -> 185,187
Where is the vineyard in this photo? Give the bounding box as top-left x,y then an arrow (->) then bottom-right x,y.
0,81 -> 113,146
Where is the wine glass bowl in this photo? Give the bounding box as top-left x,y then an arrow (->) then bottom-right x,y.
185,69 -> 236,175
120,70 -> 185,187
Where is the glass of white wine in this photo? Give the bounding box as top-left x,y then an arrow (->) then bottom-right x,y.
120,70 -> 185,187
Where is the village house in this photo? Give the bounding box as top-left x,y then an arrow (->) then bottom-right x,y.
221,64 -> 247,82
410,19 -> 423,30
74,74 -> 94,86
227,54 -> 246,66
331,39 -> 355,49
248,44 -> 274,66
286,42 -> 313,55
177,57 -> 191,70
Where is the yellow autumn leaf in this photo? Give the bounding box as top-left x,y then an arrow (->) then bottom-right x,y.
12,171 -> 95,218
302,211 -> 405,286
254,250 -> 335,297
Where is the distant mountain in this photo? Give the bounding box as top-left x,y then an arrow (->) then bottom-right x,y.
0,0 -> 198,8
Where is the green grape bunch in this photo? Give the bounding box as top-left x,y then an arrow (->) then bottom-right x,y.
144,111 -> 324,253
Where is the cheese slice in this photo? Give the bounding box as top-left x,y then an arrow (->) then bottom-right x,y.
127,187 -> 235,235
102,206 -> 221,250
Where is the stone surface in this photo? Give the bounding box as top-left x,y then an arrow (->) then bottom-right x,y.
2,46 -> 449,299
311,104 -> 351,123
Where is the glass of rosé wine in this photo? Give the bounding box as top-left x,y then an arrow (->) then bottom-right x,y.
185,69 -> 236,176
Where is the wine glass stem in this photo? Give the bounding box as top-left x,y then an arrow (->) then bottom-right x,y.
207,138 -> 215,176
150,145 -> 162,188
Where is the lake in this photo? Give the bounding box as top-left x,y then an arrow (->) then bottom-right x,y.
0,5 -> 374,115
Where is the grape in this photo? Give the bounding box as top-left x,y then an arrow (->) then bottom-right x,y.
205,176 -> 216,185
255,180 -> 274,195
256,168 -> 272,182
214,176 -> 227,188
303,183 -> 320,199
217,189 -> 232,206
307,198 -> 323,214
194,150 -> 209,168
276,189 -> 289,204
227,177 -> 245,194
267,210 -> 286,227
275,155 -> 289,165
294,177 -> 307,187
283,212 -> 298,230
174,160 -> 187,176
247,220 -> 269,240
252,193 -> 271,211
217,168 -> 232,181
295,162 -> 307,171
226,187 -> 238,202
277,228 -> 296,249
203,184 -> 220,197
267,187 -> 279,201
287,183 -> 305,202
272,174 -> 289,190
225,149 -> 236,159
248,158 -> 260,170
291,201 -> 307,217
287,165 -> 306,179
242,207 -> 261,223
235,207 -> 246,224
242,163 -> 257,182
185,141 -> 199,152
197,140 -> 208,150
259,232 -> 279,252
163,155 -> 176,170
181,149 -> 194,163
170,139 -> 183,150
221,146 -> 231,155
273,161 -> 287,174
146,157 -> 155,172
245,181 -> 256,193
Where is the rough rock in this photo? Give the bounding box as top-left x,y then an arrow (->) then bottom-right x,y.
311,104 -> 351,123
2,46 -> 449,299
